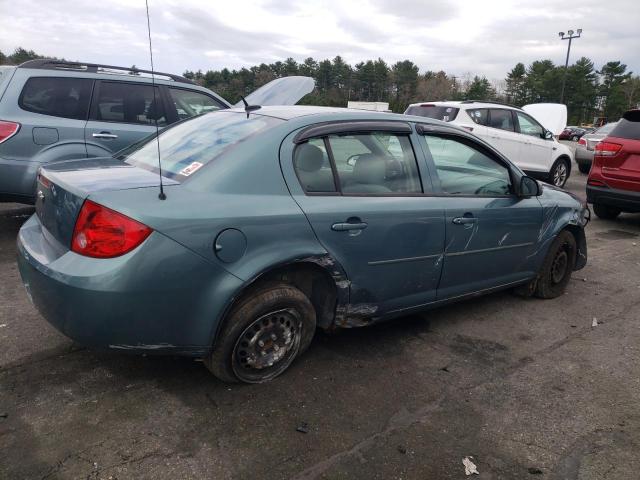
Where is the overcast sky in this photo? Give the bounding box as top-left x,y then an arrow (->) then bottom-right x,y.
1,0 -> 638,81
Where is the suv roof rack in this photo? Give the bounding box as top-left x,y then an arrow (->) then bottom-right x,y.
18,59 -> 195,85
460,100 -> 521,109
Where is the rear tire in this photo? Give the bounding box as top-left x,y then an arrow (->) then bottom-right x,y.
549,158 -> 570,187
204,283 -> 316,383
593,204 -> 621,220
577,162 -> 590,174
534,231 -> 576,299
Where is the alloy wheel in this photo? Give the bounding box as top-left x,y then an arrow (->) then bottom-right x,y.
553,162 -> 568,187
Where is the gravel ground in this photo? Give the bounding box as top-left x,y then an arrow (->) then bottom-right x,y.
1,151 -> 639,479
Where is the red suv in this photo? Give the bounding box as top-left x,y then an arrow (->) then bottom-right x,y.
587,109 -> 640,219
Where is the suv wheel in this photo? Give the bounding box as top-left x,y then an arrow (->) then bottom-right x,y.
593,204 -> 621,220
549,158 -> 570,187
205,283 -> 316,383
534,231 -> 576,299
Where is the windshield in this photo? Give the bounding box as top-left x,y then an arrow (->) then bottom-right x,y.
596,122 -> 617,135
405,105 -> 459,122
120,112 -> 283,180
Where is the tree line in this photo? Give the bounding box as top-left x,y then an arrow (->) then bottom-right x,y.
2,46 -> 638,125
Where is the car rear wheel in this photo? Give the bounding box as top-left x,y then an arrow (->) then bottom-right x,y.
577,162 -> 590,174
593,204 -> 621,220
204,283 -> 316,383
549,158 -> 570,187
534,231 -> 576,299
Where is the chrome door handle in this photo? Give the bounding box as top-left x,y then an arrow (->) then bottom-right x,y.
452,217 -> 476,225
92,132 -> 118,139
331,222 -> 368,231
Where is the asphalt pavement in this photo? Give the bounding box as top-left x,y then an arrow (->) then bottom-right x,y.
1,150 -> 639,479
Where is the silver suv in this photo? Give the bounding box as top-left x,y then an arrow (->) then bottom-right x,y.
0,60 -> 313,203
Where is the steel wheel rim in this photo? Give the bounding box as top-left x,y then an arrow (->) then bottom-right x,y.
551,249 -> 568,284
553,162 -> 567,186
232,308 -> 302,383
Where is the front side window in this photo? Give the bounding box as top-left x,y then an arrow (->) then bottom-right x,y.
95,82 -> 166,126
19,77 -> 92,120
488,109 -> 515,132
169,88 -> 224,120
293,132 -> 422,194
515,112 -> 544,138
423,135 -> 512,196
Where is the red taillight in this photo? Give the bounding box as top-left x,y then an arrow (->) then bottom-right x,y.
0,120 -> 20,144
578,138 -> 586,146
594,141 -> 622,157
71,200 -> 152,258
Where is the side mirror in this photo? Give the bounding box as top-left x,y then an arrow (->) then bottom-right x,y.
543,130 -> 554,140
519,176 -> 541,197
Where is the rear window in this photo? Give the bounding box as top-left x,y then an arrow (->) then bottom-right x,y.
19,77 -> 92,120
121,112 -> 283,180
405,105 -> 459,122
609,112 -> 640,140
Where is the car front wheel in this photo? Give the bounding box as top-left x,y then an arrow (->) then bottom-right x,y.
549,158 -> 570,187
534,230 -> 577,299
205,283 -> 316,383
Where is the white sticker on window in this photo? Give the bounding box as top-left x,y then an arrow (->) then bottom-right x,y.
179,161 -> 203,176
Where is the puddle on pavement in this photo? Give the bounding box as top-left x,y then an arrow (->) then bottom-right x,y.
595,229 -> 638,240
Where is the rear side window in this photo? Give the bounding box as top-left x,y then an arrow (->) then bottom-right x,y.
294,132 -> 422,195
488,109 -> 515,132
95,82 -> 166,126
169,88 -> 223,120
405,105 -> 459,122
609,111 -> 640,140
467,108 -> 488,125
19,77 -> 92,120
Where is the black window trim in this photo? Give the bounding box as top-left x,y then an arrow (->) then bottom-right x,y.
88,79 -> 171,126
18,76 -> 95,121
294,130 -> 425,197
419,130 -> 518,198
293,120 -> 412,144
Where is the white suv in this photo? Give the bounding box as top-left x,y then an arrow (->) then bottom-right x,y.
405,101 -> 574,187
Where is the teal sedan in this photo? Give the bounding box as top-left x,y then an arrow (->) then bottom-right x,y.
17,106 -> 589,383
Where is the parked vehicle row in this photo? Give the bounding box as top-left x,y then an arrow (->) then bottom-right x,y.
17,105 -> 589,383
404,100 -> 574,188
559,126 -> 595,141
0,60 -> 313,203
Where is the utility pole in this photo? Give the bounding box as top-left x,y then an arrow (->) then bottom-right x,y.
558,29 -> 582,104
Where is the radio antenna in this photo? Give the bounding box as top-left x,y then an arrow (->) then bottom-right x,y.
145,0 -> 166,200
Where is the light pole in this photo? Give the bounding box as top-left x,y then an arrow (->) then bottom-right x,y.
559,29 -> 582,104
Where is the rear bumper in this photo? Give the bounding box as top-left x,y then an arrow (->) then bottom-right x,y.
17,214 -> 242,355
586,185 -> 640,213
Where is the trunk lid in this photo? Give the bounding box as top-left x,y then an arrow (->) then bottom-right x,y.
35,157 -> 177,248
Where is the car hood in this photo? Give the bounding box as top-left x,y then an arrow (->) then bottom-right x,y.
232,76 -> 314,107
522,103 -> 567,135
